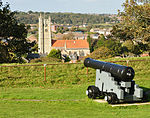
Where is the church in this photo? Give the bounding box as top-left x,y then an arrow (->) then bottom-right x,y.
38,15 -> 90,60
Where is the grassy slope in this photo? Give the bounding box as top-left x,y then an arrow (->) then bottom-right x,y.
0,57 -> 150,118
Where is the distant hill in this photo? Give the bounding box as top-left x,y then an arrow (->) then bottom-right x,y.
15,11 -> 118,25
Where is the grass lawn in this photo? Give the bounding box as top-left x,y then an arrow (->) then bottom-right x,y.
0,85 -> 150,118
0,86 -> 150,118
0,57 -> 150,118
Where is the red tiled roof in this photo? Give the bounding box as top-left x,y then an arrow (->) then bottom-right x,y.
52,40 -> 89,49
27,35 -> 37,42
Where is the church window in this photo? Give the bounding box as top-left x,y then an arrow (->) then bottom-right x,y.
45,29 -> 48,32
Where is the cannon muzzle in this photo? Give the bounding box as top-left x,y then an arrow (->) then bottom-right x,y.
84,58 -> 135,82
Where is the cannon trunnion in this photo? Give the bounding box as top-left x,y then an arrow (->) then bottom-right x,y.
84,58 -> 144,104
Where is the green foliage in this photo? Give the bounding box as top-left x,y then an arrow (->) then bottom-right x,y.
47,49 -> 62,59
122,40 -> 148,55
111,0 -> 150,42
0,2 -> 32,63
135,0 -> 150,3
109,0 -> 150,56
87,47 -> 112,59
96,35 -> 105,48
56,26 -> 69,34
122,40 -> 134,52
95,38 -> 123,56
87,35 -> 93,52
30,57 -> 61,63
15,12 -> 115,25
64,56 -> 71,62
31,43 -> 38,52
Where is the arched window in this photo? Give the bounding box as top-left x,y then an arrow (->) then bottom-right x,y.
45,29 -> 48,32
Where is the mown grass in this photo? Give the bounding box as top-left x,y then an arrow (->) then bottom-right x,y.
0,100 -> 150,118
0,57 -> 150,118
0,84 -> 89,100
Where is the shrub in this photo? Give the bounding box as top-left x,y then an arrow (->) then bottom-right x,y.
86,46 -> 112,59
47,49 -> 61,59
30,57 -> 61,63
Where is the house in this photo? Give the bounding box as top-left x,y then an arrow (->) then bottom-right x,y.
53,33 -> 64,40
90,34 -> 99,39
90,28 -> 112,36
54,32 -> 88,40
51,25 -> 58,32
71,32 -> 88,40
27,35 -> 37,42
140,53 -> 149,57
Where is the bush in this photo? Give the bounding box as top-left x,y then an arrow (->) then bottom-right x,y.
30,57 -> 61,63
64,56 -> 71,62
47,49 -> 61,59
86,46 -> 112,59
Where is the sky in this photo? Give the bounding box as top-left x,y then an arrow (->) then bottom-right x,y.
2,0 -> 125,14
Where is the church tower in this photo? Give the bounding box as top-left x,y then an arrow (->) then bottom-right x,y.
38,14 -> 52,54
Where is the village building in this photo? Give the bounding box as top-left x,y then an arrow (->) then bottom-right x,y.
51,25 -> 58,32
52,40 -> 90,58
90,28 -> 112,36
63,32 -> 88,40
38,15 -> 90,59
90,34 -> 99,39
27,35 -> 38,43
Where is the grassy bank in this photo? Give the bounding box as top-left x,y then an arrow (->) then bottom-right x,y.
0,57 -> 150,88
0,57 -> 150,118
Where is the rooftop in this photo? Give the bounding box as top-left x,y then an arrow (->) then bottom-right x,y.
52,40 -> 89,49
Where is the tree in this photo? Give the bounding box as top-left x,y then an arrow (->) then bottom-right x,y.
88,47 -> 112,59
111,0 -> 150,42
95,37 -> 123,56
87,34 -> 93,52
122,40 -> 134,52
122,40 -> 142,55
0,2 -> 30,63
47,49 -> 62,59
62,33 -> 75,40
135,0 -> 150,3
96,34 -> 105,48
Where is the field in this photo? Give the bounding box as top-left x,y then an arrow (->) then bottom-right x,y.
0,57 -> 150,118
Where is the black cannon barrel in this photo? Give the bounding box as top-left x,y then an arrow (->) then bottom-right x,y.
84,58 -> 135,82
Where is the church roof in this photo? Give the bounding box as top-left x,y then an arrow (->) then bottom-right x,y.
52,40 -> 89,49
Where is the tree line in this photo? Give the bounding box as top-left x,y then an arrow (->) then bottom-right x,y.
15,11 -> 117,25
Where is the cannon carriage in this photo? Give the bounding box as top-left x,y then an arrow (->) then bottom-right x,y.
84,58 -> 144,104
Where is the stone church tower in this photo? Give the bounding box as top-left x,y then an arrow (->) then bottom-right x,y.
38,14 -> 52,54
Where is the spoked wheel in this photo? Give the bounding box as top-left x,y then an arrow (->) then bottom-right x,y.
105,93 -> 118,104
86,86 -> 100,99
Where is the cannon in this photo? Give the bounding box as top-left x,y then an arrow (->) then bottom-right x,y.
84,58 -> 144,104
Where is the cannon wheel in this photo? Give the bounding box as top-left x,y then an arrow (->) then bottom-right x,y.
86,86 -> 100,99
105,93 -> 118,104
